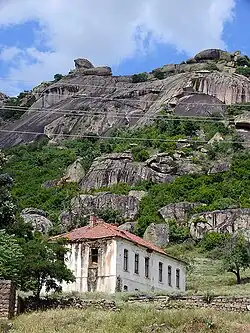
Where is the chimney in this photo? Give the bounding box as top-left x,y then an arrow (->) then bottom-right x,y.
89,215 -> 99,227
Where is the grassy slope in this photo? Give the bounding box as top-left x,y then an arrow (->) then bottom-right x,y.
6,306 -> 250,333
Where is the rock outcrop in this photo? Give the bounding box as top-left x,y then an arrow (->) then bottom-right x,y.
64,158 -> 85,183
118,221 -> 138,233
60,191 -> 145,231
74,58 -> 94,69
159,202 -> 202,225
80,152 -> 204,190
189,208 -> 250,239
143,223 -> 169,247
1,49 -> 250,147
194,49 -> 232,62
21,208 -> 53,234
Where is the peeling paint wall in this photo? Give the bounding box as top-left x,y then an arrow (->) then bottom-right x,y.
116,239 -> 186,293
62,239 -> 117,293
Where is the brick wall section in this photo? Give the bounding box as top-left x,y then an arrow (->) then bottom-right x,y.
127,295 -> 250,312
0,280 -> 16,319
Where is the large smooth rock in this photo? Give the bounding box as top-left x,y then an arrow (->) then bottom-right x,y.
81,66 -> 112,76
74,58 -> 94,69
189,208 -> 250,240
21,208 -> 53,234
64,158 -> 85,183
143,223 -> 169,247
159,202 -> 201,225
118,222 -> 138,233
194,49 -> 232,62
60,191 -> 144,231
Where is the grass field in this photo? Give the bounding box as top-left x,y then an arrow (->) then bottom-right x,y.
4,306 -> 250,333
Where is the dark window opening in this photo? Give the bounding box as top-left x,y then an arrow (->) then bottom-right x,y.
176,269 -> 180,289
124,285 -> 128,291
124,249 -> 128,271
159,262 -> 163,282
135,254 -> 139,274
145,257 -> 149,278
168,265 -> 172,286
91,248 -> 98,264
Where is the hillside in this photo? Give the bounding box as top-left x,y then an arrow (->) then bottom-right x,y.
1,48 -> 250,147
5,305 -> 250,333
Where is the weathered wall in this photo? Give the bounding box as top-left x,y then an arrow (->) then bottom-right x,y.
0,280 -> 16,319
128,295 -> 250,312
116,239 -> 186,293
61,239 -> 117,293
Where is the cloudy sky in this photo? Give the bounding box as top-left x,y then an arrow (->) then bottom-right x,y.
0,0 -> 249,95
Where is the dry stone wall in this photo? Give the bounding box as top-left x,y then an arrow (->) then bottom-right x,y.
0,280 -> 16,319
128,295 -> 250,312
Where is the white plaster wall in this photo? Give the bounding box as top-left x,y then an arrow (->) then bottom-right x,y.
116,239 -> 186,293
62,239 -> 117,293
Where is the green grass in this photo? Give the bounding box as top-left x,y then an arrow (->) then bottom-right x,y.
7,306 -> 250,333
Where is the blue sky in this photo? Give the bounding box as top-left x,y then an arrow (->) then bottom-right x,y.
0,0 -> 248,95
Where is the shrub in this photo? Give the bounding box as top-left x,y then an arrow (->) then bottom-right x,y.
153,70 -> 165,80
168,219 -> 190,243
200,232 -> 230,252
132,73 -> 148,83
53,74 -> 64,82
205,63 -> 219,71
236,66 -> 250,78
132,147 -> 150,162
236,56 -> 250,67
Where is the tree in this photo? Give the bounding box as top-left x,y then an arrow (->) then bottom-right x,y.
220,233 -> 250,284
0,151 -> 16,229
53,74 -> 64,82
19,233 -> 75,298
0,230 -> 24,284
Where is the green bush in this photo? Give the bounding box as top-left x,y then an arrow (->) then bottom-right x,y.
153,70 -> 165,80
200,232 -> 230,252
132,73 -> 148,83
236,56 -> 250,67
236,66 -> 250,78
53,74 -> 64,82
132,147 -> 150,162
168,219 -> 190,243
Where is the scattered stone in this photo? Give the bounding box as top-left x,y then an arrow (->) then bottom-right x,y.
208,132 -> 224,145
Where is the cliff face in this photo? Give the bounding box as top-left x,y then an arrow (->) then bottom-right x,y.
1,49 -> 250,147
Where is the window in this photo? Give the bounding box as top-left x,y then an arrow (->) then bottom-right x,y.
124,249 -> 128,271
176,269 -> 180,289
135,254 -> 139,274
168,265 -> 172,286
124,285 -> 128,291
90,248 -> 98,264
145,257 -> 149,278
159,262 -> 163,282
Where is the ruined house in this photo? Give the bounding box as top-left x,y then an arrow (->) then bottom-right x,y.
54,216 -> 186,293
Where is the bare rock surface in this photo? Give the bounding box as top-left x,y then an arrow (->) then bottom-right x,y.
159,202 -> 202,225
64,158 -> 85,183
143,223 -> 169,247
189,208 -> 250,239
21,208 -> 53,234
79,152 -> 204,190
1,49 -> 250,147
60,191 -> 145,230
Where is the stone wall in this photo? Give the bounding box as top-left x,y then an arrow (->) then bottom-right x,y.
0,280 -> 16,319
128,295 -> 250,312
23,294 -> 250,313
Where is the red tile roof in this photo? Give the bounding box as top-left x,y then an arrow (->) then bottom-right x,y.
53,216 -> 167,256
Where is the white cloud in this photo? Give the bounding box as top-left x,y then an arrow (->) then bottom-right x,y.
0,0 -> 236,95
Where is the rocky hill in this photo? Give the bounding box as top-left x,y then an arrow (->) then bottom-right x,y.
1,48 -> 250,148
1,48 -> 250,250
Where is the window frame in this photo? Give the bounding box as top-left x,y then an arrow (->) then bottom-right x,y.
176,268 -> 180,289
145,257 -> 150,278
123,249 -> 128,271
168,265 -> 172,286
159,262 -> 163,283
134,253 -> 139,274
